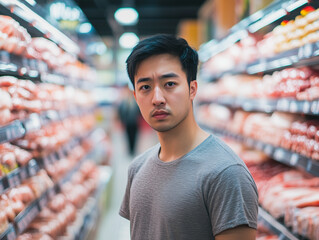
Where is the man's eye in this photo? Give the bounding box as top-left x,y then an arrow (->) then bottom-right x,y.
166,82 -> 175,87
140,85 -> 150,90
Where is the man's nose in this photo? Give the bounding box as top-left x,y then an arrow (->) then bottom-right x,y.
152,86 -> 165,106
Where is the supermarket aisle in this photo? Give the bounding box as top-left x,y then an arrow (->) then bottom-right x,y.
95,122 -> 158,240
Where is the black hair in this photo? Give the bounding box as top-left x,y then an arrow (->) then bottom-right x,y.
126,34 -> 198,88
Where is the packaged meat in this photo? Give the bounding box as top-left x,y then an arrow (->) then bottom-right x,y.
0,108 -> 12,126
0,89 -> 12,109
0,210 -> 9,234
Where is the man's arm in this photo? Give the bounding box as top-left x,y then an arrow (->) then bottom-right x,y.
215,225 -> 256,240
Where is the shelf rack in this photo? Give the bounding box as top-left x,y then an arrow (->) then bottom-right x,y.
198,96 -> 319,115
0,128 -> 107,240
200,125 -> 319,177
258,207 -> 301,240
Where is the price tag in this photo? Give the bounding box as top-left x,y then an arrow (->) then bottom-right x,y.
8,172 -> 20,188
0,179 -> 4,194
0,51 -> 10,63
290,153 -> 299,166
311,101 -> 319,115
303,101 -> 310,114
298,45 -> 305,59
264,145 -> 273,155
22,58 -> 29,69
289,101 -> 298,113
6,121 -> 26,141
28,160 -> 38,176
0,127 -> 7,143
19,167 -> 28,181
303,43 -> 313,59
274,149 -> 285,161
38,60 -> 48,73
29,59 -> 37,70
256,141 -> 263,150
307,160 -> 312,172
24,114 -> 41,132
38,194 -> 48,210
277,99 -> 289,111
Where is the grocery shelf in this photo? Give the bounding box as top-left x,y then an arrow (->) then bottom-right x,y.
14,186 -> 58,235
200,125 -> 319,177
0,125 -> 96,196
0,159 -> 40,195
0,50 -> 93,88
199,0 -> 311,63
0,120 -> 26,144
0,0 -> 80,56
0,129 -> 104,240
0,51 -> 44,80
198,96 -> 319,115
247,41 -> 319,75
258,207 -> 300,240
202,40 -> 319,81
0,106 -> 96,145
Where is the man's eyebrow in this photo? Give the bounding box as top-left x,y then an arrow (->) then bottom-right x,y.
159,73 -> 178,79
136,77 -> 151,84
136,73 -> 178,84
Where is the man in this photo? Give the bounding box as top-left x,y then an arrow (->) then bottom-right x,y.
119,34 -> 258,240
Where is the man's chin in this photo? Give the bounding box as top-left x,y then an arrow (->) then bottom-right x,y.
151,124 -> 176,133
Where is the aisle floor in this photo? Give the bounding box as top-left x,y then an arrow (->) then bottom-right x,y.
95,124 -> 158,240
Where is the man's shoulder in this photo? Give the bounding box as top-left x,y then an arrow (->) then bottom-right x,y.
194,134 -> 248,177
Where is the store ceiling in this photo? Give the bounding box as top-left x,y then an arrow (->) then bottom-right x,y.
74,0 -> 207,38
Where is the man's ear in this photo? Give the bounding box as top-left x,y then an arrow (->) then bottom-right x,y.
189,80 -> 197,101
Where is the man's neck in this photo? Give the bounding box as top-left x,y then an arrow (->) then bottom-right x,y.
157,116 -> 209,162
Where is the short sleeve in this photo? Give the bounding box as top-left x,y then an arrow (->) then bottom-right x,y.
119,166 -> 133,220
206,164 -> 258,236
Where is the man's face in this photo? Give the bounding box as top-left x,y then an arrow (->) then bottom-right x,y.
133,54 -> 197,132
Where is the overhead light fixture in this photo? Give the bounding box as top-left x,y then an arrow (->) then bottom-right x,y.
87,42 -> 107,55
119,32 -> 139,49
95,42 -> 107,55
78,22 -> 92,33
114,7 -> 139,25
25,0 -> 36,6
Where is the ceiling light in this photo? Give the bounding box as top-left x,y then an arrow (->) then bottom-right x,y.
114,7 -> 139,25
87,42 -> 107,55
119,32 -> 139,49
78,22 -> 92,33
25,0 -> 36,6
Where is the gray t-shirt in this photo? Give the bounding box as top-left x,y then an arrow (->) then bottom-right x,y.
119,134 -> 258,240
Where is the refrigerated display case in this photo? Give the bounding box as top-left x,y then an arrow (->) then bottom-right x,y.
198,0 -> 319,239
0,1 -> 115,239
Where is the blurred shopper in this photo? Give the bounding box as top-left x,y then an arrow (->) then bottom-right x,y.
119,34 -> 258,240
118,84 -> 141,156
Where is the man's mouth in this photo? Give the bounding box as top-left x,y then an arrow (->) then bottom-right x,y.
152,110 -> 169,119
